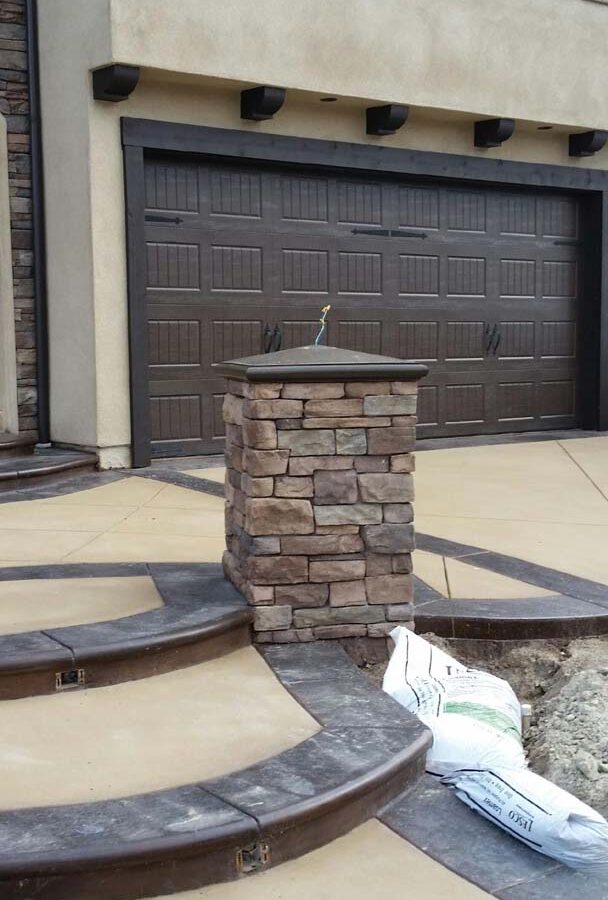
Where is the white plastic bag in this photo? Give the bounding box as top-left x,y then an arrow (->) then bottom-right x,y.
383,627 -> 608,872
443,766 -> 608,875
383,626 -> 526,774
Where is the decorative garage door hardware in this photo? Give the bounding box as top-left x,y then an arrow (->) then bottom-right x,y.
351,227 -> 428,238
263,323 -> 282,353
145,214 -> 184,224
484,324 -> 502,356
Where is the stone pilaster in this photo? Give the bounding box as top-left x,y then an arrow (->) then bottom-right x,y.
215,346 -> 427,657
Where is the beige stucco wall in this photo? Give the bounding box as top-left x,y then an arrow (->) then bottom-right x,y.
38,0 -> 608,465
0,115 -> 18,434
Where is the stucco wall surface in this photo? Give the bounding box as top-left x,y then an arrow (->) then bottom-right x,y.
37,0 -> 608,463
107,0 -> 608,130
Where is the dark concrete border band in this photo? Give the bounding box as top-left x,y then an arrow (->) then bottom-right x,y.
414,532 -> 608,640
0,642 -> 430,900
0,563 -> 252,699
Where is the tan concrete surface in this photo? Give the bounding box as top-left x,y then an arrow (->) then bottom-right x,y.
0,478 -> 225,565
0,575 -> 163,635
0,647 -> 318,810
416,438 -> 608,585
144,819 -> 490,900
444,559 -> 553,600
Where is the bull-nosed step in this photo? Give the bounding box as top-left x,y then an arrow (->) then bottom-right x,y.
0,642 -> 431,900
0,448 -> 97,490
0,563 -> 252,699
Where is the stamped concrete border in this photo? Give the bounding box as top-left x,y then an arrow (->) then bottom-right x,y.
0,563 -> 251,699
0,642 -> 430,900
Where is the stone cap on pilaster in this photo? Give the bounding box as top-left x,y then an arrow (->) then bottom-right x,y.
213,345 -> 429,383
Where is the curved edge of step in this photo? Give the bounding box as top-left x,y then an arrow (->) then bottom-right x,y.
0,449 -> 97,490
0,563 -> 253,699
0,643 -> 431,900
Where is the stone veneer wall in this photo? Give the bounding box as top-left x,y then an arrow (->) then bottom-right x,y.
0,0 -> 37,432
222,377 -> 418,651
1,1 -> 36,435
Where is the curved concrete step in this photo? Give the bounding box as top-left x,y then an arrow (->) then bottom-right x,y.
0,433 -> 36,459
0,448 -> 96,491
0,563 -> 252,699
0,643 -> 431,900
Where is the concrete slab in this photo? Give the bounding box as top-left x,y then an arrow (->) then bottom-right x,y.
0,647 -> 318,810
0,575 -> 163,635
444,558 -> 554,600
142,819 -> 490,899
184,467 -> 226,484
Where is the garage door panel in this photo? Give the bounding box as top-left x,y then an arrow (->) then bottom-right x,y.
141,156 -> 583,452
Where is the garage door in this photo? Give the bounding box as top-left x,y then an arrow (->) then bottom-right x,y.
142,154 -> 582,457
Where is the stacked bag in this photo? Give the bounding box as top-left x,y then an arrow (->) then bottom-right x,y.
383,627 -> 608,874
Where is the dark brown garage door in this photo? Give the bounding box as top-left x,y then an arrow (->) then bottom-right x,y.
142,154 -> 582,457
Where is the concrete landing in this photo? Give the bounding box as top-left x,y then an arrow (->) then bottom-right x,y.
0,647 -> 318,809
143,819 -> 491,899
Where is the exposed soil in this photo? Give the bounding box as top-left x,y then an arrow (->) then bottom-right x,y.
362,633 -> 608,815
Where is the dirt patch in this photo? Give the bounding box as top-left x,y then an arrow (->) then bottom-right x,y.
362,632 -> 608,815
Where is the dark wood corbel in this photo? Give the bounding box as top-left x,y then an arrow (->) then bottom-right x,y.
569,130 -> 608,157
241,86 -> 286,121
474,117 -> 515,148
92,64 -> 140,102
366,104 -> 409,136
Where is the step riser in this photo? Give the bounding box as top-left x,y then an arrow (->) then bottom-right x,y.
0,460 -> 97,492
0,754 -> 427,900
0,621 -> 252,701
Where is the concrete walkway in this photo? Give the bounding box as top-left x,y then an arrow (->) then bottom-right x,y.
415,436 -> 608,589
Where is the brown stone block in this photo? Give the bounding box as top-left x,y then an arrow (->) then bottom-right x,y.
281,534 -> 363,555
313,469 -> 358,505
315,524 -> 360,535
392,416 -> 417,426
241,474 -> 274,498
226,444 -> 243,471
367,623 -> 398,638
225,379 -> 245,397
309,559 -> 366,583
362,524 -> 415,554
358,473 -> 414,503
368,427 -> 415,455
275,476 -> 314,498
242,448 -> 289,477
247,555 -> 308,585
355,456 -> 389,473
276,418 -> 302,430
329,580 -> 367,607
294,605 -> 383,627
275,583 -> 329,608
266,628 -> 316,643
282,383 -> 345,400
387,603 -> 415,621
233,488 -> 246,514
304,398 -> 362,417
314,625 -> 368,639
223,393 -> 244,425
245,398 -> 303,419
384,504 -> 414,524
289,456 -> 353,476
336,429 -> 367,455
253,605 -> 293,631
391,381 -> 418,395
242,419 -> 277,449
391,453 -> 416,473
249,536 -> 281,555
392,554 -> 413,573
366,554 -> 392,576
314,503 -> 382,527
278,429 -> 335,456
245,498 -> 314,535
365,574 -> 413,604
245,585 -> 275,605
345,381 -> 391,397
364,395 -> 417,416
303,416 -> 391,429
243,382 -> 282,400
222,550 -> 244,590
225,423 -> 244,447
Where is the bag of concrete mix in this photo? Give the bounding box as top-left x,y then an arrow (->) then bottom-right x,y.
443,766 -> 608,874
383,626 -> 526,774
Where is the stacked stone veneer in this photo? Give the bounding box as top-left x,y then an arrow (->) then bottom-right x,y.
222,376 -> 419,646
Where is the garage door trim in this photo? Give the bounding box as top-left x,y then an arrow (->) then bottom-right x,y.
122,118 -> 608,467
